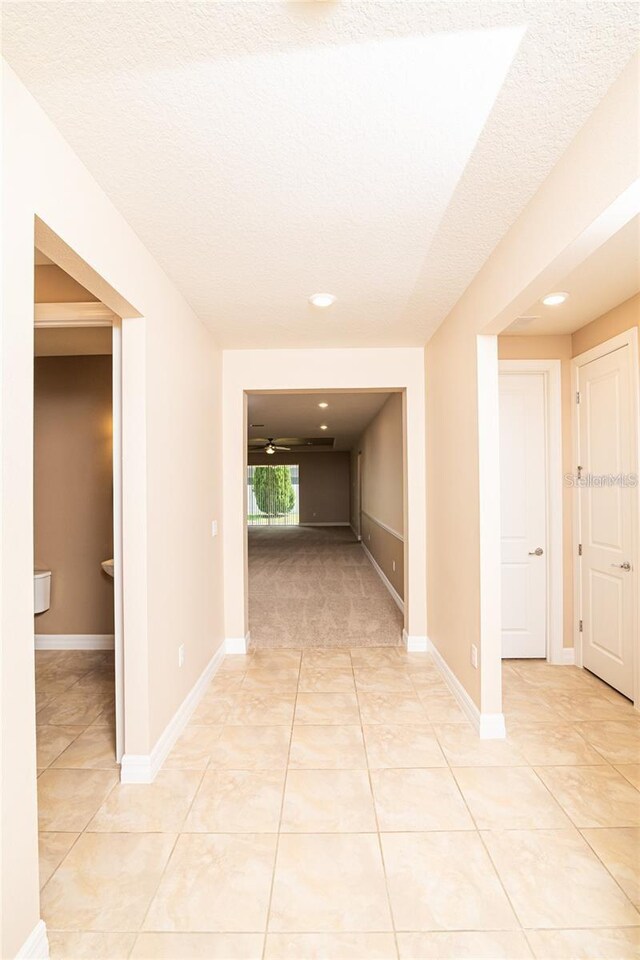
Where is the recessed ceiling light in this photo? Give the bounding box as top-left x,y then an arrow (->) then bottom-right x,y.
318,402 -> 328,409
320,424 -> 328,430
309,293 -> 336,308
542,292 -> 569,307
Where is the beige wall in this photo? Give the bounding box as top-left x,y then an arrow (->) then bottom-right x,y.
248,452 -> 350,524
572,292 -> 640,357
356,393 -> 405,600
425,54 -> 639,717
34,356 -> 114,635
2,62 -> 224,957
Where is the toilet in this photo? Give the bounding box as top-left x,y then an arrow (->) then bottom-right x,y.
34,569 -> 51,614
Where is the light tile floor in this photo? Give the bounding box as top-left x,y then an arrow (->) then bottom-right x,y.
35,649 -> 640,959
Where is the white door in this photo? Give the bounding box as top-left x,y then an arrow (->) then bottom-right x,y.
577,342 -> 636,698
499,373 -> 547,658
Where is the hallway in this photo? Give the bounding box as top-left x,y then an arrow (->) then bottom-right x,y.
35,647 -> 640,959
248,526 -> 403,649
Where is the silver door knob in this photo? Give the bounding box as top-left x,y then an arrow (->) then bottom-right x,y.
611,561 -> 632,571
528,547 -> 544,556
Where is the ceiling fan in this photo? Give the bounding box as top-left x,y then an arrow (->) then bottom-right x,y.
249,437 -> 292,455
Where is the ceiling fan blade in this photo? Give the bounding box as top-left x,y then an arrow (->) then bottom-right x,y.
274,445 -> 291,451
248,438 -> 269,444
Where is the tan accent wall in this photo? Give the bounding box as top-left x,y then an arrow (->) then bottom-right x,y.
498,335 -> 574,648
248,451 -> 350,524
361,512 -> 404,600
358,393 -> 404,534
571,292 -> 640,357
34,356 -> 114,635
34,263 -> 98,302
35,326 -> 112,357
356,392 -> 405,600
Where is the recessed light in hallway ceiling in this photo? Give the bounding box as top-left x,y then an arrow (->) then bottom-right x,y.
309,294 -> 336,308
542,292 -> 569,307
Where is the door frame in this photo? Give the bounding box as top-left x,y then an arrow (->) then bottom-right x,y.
34,301 -> 125,759
222,349 -> 427,651
498,359 -> 564,664
571,327 -> 640,708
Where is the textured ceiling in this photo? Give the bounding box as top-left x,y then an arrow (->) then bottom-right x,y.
247,391 -> 392,450
506,215 -> 640,336
3,2 -> 638,348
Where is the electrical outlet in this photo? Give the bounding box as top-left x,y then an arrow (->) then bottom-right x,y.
392,560 -> 396,572
368,533 -> 371,541
211,520 -> 218,537
470,644 -> 478,669
178,644 -> 185,668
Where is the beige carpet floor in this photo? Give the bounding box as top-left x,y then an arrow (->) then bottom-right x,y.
248,525 -> 403,649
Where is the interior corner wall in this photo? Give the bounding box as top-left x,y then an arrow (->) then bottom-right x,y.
248,451 -> 350,524
1,61 -> 224,958
425,53 -> 639,719
426,323 -> 482,706
357,393 -> 405,600
34,355 -> 114,635
498,334 -> 575,650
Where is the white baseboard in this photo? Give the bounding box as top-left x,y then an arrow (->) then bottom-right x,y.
225,632 -> 250,655
35,634 -> 114,651
16,920 -> 49,959
361,542 -> 404,613
402,629 -> 428,652
120,642 -> 225,784
301,521 -> 351,527
428,638 -> 506,740
349,523 -> 362,541
561,647 -> 576,665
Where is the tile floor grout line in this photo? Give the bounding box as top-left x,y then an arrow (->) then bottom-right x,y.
127,762 -> 212,939
436,685 -> 528,936
351,647 -> 401,960
261,648 -> 301,960
577,823 -> 640,911
134,828 -> 183,939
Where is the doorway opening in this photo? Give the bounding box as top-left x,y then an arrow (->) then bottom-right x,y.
496,285 -> 640,715
32,248 -> 124,858
245,390 -> 406,650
